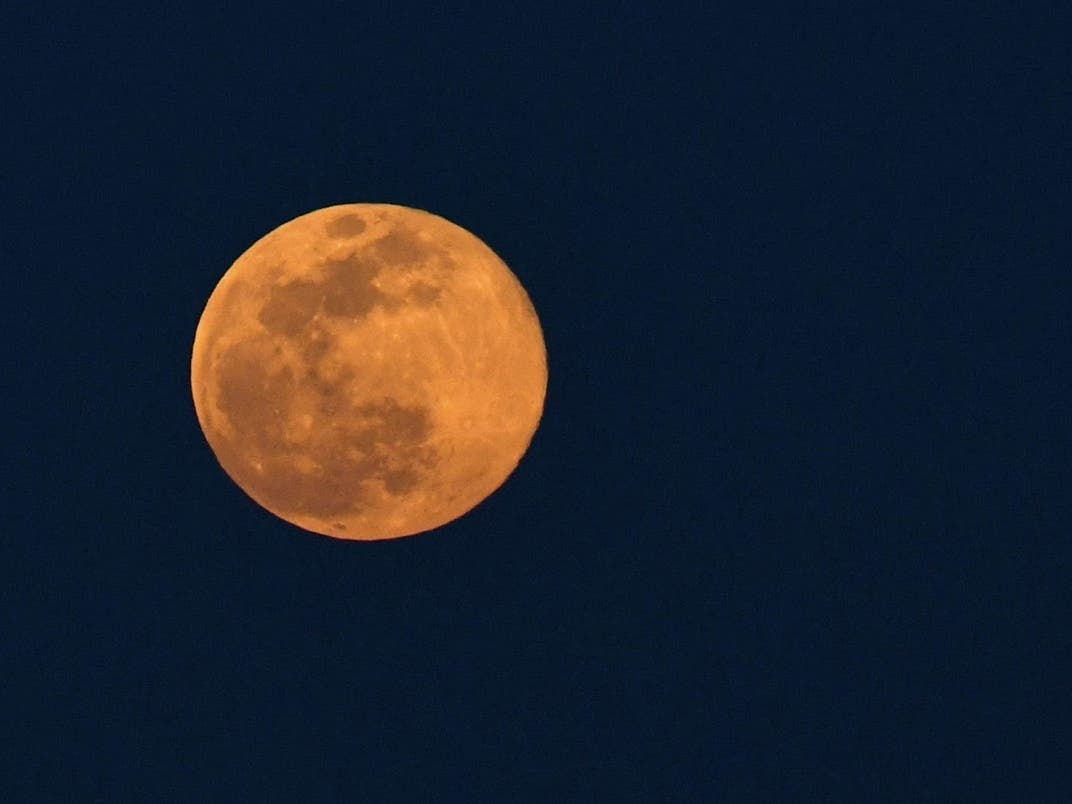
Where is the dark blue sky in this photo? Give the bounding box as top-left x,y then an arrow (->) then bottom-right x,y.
7,4 -> 1069,800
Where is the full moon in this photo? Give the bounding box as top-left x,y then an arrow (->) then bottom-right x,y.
191,203 -> 548,540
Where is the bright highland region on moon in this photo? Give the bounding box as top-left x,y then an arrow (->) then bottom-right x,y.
191,204 -> 547,541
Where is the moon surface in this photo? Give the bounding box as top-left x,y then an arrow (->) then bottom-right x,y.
191,203 -> 547,540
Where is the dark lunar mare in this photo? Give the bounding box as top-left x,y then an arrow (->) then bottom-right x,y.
214,242 -> 441,519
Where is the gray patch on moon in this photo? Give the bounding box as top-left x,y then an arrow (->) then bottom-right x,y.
215,339 -> 296,440
258,253 -> 400,338
347,397 -> 438,497
258,280 -> 324,335
324,213 -> 367,238
371,228 -> 434,265
320,253 -> 398,318
357,396 -> 432,444
383,469 -> 419,494
213,344 -> 439,519
210,229 -> 451,524
310,365 -> 355,417
408,281 -> 442,305
299,324 -> 333,364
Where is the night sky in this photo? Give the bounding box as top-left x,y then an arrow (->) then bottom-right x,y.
7,5 -> 1069,800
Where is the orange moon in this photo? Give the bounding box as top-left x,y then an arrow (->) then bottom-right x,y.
191,203 -> 548,540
